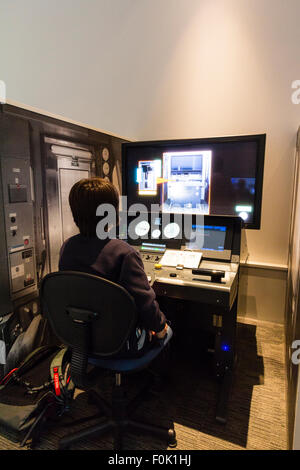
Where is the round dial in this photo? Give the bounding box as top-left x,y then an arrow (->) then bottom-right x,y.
135,220 -> 150,238
102,147 -> 109,161
163,222 -> 180,239
152,229 -> 161,239
102,162 -> 110,175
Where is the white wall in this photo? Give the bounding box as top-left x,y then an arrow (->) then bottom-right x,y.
1,0 -> 300,266
239,266 -> 287,324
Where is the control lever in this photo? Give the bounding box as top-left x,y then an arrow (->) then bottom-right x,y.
192,268 -> 225,283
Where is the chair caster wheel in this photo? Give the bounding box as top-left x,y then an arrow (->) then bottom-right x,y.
169,440 -> 177,448
168,429 -> 177,448
168,439 -> 177,449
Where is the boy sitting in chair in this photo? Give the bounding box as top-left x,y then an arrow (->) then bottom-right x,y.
59,177 -> 168,357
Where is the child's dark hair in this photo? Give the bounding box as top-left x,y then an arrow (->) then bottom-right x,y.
69,177 -> 119,237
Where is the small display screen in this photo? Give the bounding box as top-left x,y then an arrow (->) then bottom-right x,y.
187,225 -> 227,251
140,243 -> 166,253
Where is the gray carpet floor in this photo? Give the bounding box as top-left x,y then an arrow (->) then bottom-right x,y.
0,319 -> 288,450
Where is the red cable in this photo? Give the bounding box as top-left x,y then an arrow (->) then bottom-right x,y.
0,368 -> 18,386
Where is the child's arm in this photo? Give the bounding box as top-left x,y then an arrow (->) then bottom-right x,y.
119,250 -> 167,334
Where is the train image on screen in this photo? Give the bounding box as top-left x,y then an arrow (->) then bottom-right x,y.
137,160 -> 162,196
161,150 -> 212,214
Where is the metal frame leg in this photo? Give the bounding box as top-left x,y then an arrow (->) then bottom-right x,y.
214,298 -> 237,424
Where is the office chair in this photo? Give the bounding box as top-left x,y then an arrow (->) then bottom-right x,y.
40,271 -> 177,450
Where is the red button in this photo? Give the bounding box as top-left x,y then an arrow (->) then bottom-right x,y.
24,239 -> 29,245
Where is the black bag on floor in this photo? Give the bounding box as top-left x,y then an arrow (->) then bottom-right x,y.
0,312 -> 61,381
0,345 -> 74,448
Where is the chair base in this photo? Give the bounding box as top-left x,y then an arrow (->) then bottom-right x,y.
59,380 -> 177,450
59,417 -> 177,450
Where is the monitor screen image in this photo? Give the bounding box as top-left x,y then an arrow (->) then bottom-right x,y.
137,159 -> 161,196
122,134 -> 266,229
162,150 -> 212,214
187,225 -> 227,251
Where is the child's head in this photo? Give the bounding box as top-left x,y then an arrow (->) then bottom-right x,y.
69,177 -> 119,237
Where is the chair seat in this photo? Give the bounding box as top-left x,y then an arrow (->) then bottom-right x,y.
88,327 -> 173,372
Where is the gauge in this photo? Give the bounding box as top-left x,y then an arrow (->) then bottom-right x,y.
135,220 -> 150,237
103,162 -> 110,175
102,147 -> 109,161
152,229 -> 161,239
163,222 -> 180,239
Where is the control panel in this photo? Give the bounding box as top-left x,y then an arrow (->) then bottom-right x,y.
139,245 -> 239,309
0,157 -> 36,300
142,253 -> 162,263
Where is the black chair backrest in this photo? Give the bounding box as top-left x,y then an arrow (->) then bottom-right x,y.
40,271 -> 138,357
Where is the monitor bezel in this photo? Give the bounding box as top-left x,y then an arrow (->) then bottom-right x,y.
122,134 -> 266,229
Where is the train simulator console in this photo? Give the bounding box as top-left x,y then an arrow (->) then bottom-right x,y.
122,135 -> 265,423
120,213 -> 247,423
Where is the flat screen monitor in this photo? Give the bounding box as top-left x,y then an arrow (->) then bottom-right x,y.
187,225 -> 227,251
122,134 -> 266,229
